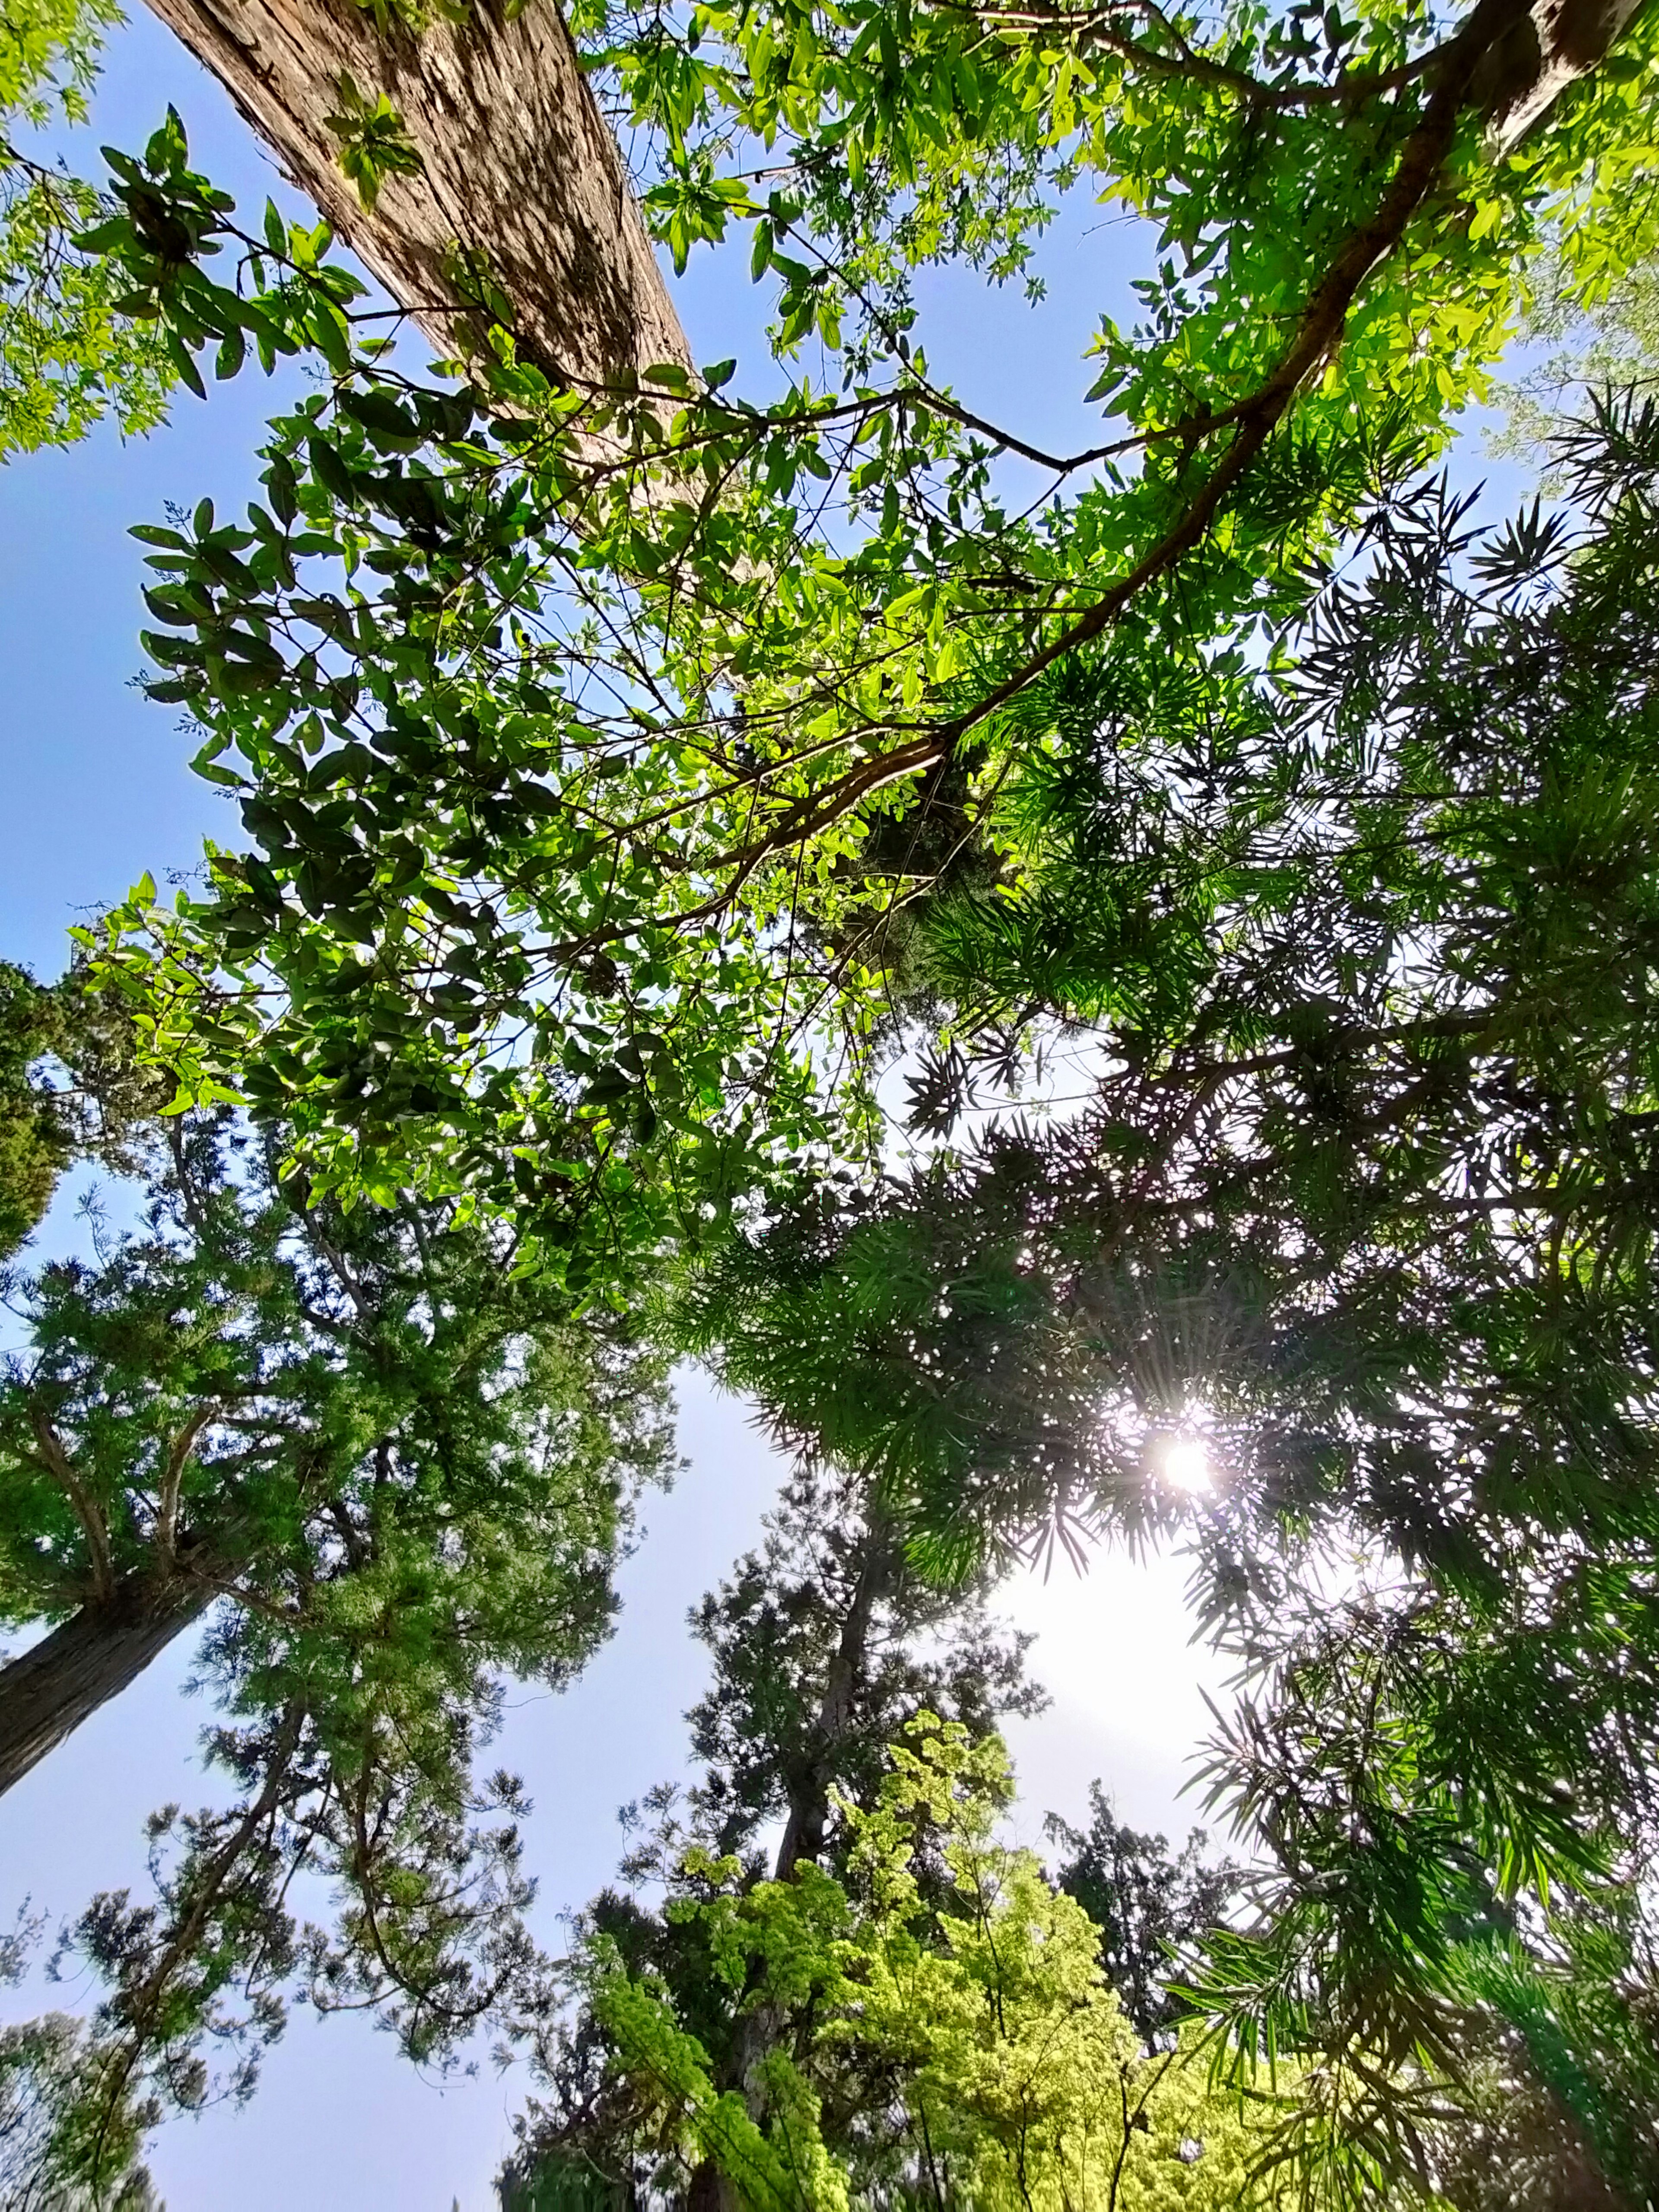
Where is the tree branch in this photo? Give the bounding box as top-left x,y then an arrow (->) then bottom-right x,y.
156,1403 -> 216,1567
29,1413 -> 115,1605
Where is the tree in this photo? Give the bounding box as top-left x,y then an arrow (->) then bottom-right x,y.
496,1461 -> 1044,2205
0,966 -> 76,1262
119,0 -> 1640,418
0,2015 -> 159,2212
1047,1786 -> 1242,2047
676,392 -> 1659,2189
696,389 -> 1659,1575
508,1718 -> 1288,2212
0,957 -> 176,1265
137,0 -> 691,392
527,1465 -> 1043,2145
48,0 -> 1656,1274
0,1106 -> 675,1794
0,0 -> 172,457
0,1909 -> 158,2212
678,1463 -> 1046,1879
0,1106 -> 678,2196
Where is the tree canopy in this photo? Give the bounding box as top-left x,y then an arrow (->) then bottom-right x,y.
0,1103 -> 677,2193
511,1714 -> 1276,2212
6,0 -> 1659,2192
41,0 -> 1657,1278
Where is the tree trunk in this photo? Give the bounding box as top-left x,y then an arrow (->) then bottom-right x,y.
772,1516 -> 896,1882
1479,0 -> 1645,148
139,0 -> 691,390
0,1573 -> 211,1800
679,1516 -> 896,2212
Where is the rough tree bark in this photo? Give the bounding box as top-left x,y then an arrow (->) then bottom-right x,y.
139,0 -> 691,390
1483,0 -> 1649,149
0,1573 -> 211,1800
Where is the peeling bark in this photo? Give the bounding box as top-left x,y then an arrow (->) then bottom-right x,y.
0,1573 -> 211,1800
139,0 -> 691,390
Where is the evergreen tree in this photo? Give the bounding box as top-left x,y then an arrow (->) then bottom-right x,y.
0,1110 -> 675,1793
505,1719 -> 1287,2212
1047,1787 -> 1242,2047
678,1465 -> 1046,1879
0,1111 -> 677,2197
0,957 -> 165,1261
502,1467 -> 1044,2206
684,395 -> 1659,2188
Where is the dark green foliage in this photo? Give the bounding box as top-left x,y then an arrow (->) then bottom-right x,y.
1047,1786 -> 1241,2045
680,396 -> 1659,2193
501,1464 -> 1043,2206
677,1464 -> 1046,1869
0,1114 -> 677,2193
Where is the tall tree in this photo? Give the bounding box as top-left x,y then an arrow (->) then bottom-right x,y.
0,1108 -> 675,1796
500,1463 -> 1043,2203
0,1106 -> 678,2197
0,957 -> 168,1262
506,1718 -> 1286,2212
51,0 -> 1656,1276
1047,1786 -> 1242,2047
680,391 -> 1659,2188
679,1463 -> 1046,1881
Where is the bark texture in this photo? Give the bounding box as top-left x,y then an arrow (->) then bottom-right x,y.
140,0 -> 691,389
0,1573 -> 210,1800
1482,0 -> 1648,149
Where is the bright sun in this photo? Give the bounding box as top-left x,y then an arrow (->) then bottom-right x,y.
1160,1435 -> 1213,1494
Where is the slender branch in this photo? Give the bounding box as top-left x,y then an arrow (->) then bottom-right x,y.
29,1413 -> 114,1604
940,0 -> 1523,746
156,1402 -> 216,1565
613,0 -> 1528,898
953,0 -> 1451,110
87,1700 -> 307,2187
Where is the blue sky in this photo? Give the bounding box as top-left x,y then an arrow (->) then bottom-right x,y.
0,10 -> 1545,2204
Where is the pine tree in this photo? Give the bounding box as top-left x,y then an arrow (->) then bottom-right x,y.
0,1109 -> 675,1794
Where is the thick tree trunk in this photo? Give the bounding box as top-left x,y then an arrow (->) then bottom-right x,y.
0,1573 -> 211,1800
1480,0 -> 1646,148
140,0 -> 691,390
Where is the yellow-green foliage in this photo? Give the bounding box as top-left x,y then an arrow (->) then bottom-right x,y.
0,0 -> 172,456
593,1717 -> 1290,2212
0,961 -> 68,1256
